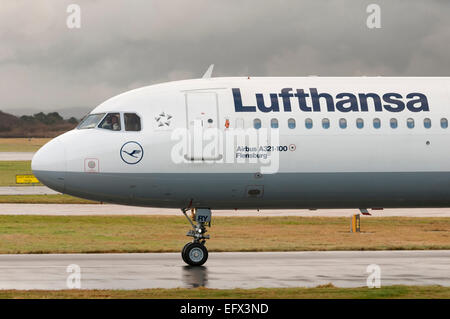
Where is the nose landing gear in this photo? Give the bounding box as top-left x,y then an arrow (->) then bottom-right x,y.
181,208 -> 211,266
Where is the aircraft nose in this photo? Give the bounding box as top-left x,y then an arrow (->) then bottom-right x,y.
32,138 -> 66,193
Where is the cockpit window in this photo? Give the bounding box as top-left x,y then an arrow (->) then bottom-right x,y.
77,113 -> 106,129
99,113 -> 121,131
124,113 -> 141,131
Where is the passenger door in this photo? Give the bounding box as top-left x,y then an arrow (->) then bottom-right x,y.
185,92 -> 221,161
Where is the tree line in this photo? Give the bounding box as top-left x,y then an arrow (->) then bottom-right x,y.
20,112 -> 78,125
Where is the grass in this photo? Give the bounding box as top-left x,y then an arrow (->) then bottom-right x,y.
0,216 -> 448,254
0,161 -> 39,186
0,285 -> 449,299
0,138 -> 49,152
0,160 -> 92,200
0,194 -> 97,204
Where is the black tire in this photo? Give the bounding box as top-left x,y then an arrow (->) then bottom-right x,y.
181,242 -> 193,264
184,242 -> 208,266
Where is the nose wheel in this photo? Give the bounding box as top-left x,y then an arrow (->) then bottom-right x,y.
182,242 -> 209,266
181,208 -> 211,266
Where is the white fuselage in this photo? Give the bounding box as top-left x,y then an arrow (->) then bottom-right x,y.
32,77 -> 450,209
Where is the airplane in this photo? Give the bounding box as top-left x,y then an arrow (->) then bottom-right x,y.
32,65 -> 450,266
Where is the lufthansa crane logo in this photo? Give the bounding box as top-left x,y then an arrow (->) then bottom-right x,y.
120,141 -> 144,164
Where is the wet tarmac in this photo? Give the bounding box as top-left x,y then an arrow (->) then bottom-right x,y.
0,250 -> 448,290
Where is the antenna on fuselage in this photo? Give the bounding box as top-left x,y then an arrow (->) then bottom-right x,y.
202,64 -> 214,79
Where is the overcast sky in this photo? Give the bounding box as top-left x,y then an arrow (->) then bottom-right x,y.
1,0 -> 449,118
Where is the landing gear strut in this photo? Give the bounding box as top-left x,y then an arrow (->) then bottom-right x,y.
181,208 -> 211,266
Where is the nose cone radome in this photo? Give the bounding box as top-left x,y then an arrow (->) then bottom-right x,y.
32,138 -> 66,193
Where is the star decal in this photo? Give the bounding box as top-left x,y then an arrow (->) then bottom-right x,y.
155,112 -> 172,127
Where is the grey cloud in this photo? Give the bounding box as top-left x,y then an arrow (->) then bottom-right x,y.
0,0 -> 449,117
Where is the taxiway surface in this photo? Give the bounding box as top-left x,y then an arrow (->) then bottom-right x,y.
1,204 -> 450,216
0,152 -> 34,161
0,251 -> 448,290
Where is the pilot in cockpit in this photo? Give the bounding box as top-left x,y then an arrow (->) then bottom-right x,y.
101,114 -> 120,131
110,115 -> 120,131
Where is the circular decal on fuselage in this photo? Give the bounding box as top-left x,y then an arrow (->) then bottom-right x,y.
120,141 -> 144,164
